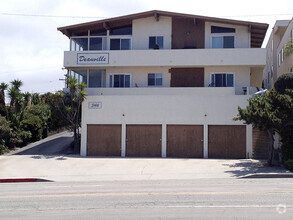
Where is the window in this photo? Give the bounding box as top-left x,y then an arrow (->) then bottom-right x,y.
109,74 -> 131,88
149,36 -> 164,49
110,38 -> 131,50
71,38 -> 88,51
148,73 -> 163,86
110,25 -> 132,35
211,26 -> 235,49
211,26 -> 235,33
210,73 -> 234,87
89,37 -> 106,50
71,70 -> 87,84
89,70 -> 105,88
212,36 -> 235,48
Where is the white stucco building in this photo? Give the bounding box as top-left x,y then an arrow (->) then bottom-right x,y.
58,10 -> 268,158
263,19 -> 293,89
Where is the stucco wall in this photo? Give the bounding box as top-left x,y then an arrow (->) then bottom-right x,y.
205,22 -> 250,48
132,16 -> 172,50
81,94 -> 252,157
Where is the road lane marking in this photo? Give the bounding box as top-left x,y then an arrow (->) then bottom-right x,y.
1,190 -> 293,198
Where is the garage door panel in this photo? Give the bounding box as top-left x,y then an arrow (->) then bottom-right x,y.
126,125 -> 162,157
87,124 -> 121,156
167,125 -> 203,158
208,125 -> 246,159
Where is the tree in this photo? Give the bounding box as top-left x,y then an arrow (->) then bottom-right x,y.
284,38 -> 293,57
0,82 -> 8,117
10,79 -> 23,90
21,104 -> 51,142
0,82 -> 8,105
234,90 -> 292,165
23,92 -> 31,107
31,93 -> 41,105
55,77 -> 87,153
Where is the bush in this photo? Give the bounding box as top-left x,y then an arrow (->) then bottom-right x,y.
274,72 -> 293,94
284,159 -> 293,171
0,144 -> 8,155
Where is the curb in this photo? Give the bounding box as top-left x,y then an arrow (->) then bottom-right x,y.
240,173 -> 293,178
0,178 -> 52,183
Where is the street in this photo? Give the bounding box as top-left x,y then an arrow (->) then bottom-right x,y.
1,178 -> 293,219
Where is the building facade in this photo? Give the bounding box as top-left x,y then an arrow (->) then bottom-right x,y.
58,10 -> 268,158
263,19 -> 293,89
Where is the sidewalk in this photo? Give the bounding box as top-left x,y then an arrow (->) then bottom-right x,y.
1,131 -> 291,182
0,155 -> 291,182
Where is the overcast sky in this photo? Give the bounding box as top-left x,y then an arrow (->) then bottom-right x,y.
0,0 -> 292,94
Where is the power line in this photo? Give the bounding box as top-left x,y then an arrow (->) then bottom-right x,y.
0,12 -> 292,19
222,13 -> 293,18
0,66 -> 63,74
0,12 -> 106,19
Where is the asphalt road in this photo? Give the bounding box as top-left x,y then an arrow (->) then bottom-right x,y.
1,178 -> 293,219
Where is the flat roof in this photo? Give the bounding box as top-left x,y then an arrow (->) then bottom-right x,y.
58,10 -> 269,48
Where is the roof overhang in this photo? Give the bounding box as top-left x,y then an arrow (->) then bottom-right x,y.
57,10 -> 269,48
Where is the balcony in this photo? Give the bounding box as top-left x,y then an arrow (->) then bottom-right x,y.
76,87 -> 261,96
64,48 -> 266,68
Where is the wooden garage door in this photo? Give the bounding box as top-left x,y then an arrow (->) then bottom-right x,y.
208,125 -> 246,159
167,125 -> 203,158
126,125 -> 162,157
87,124 -> 121,156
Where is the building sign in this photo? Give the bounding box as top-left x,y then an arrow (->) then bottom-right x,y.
88,102 -> 102,109
77,53 -> 109,65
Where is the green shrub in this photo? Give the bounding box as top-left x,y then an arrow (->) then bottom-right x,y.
274,72 -> 293,94
0,144 -> 8,155
284,159 -> 293,171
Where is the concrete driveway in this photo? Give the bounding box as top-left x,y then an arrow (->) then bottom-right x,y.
0,132 -> 291,182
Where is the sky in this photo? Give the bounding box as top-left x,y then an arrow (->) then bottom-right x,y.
0,0 -> 293,95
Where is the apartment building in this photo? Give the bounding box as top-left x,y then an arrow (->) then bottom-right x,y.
58,10 -> 268,158
263,19 -> 293,89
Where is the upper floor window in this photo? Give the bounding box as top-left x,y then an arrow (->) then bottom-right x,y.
110,25 -> 132,35
149,36 -> 164,49
211,26 -> 235,48
110,38 -> 131,50
212,36 -> 235,48
109,74 -> 131,88
148,73 -> 163,86
210,73 -> 234,87
71,38 -> 88,51
90,37 -> 107,50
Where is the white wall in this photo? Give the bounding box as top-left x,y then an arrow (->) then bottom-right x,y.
132,16 -> 172,50
64,49 -> 266,68
205,22 -> 250,48
81,94 -> 252,157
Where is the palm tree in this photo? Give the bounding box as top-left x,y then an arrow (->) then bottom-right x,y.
23,92 -> 31,107
8,87 -> 18,108
0,82 -> 8,105
10,79 -> 23,90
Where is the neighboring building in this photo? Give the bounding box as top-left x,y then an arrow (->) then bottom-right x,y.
58,10 -> 268,158
263,19 -> 293,89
